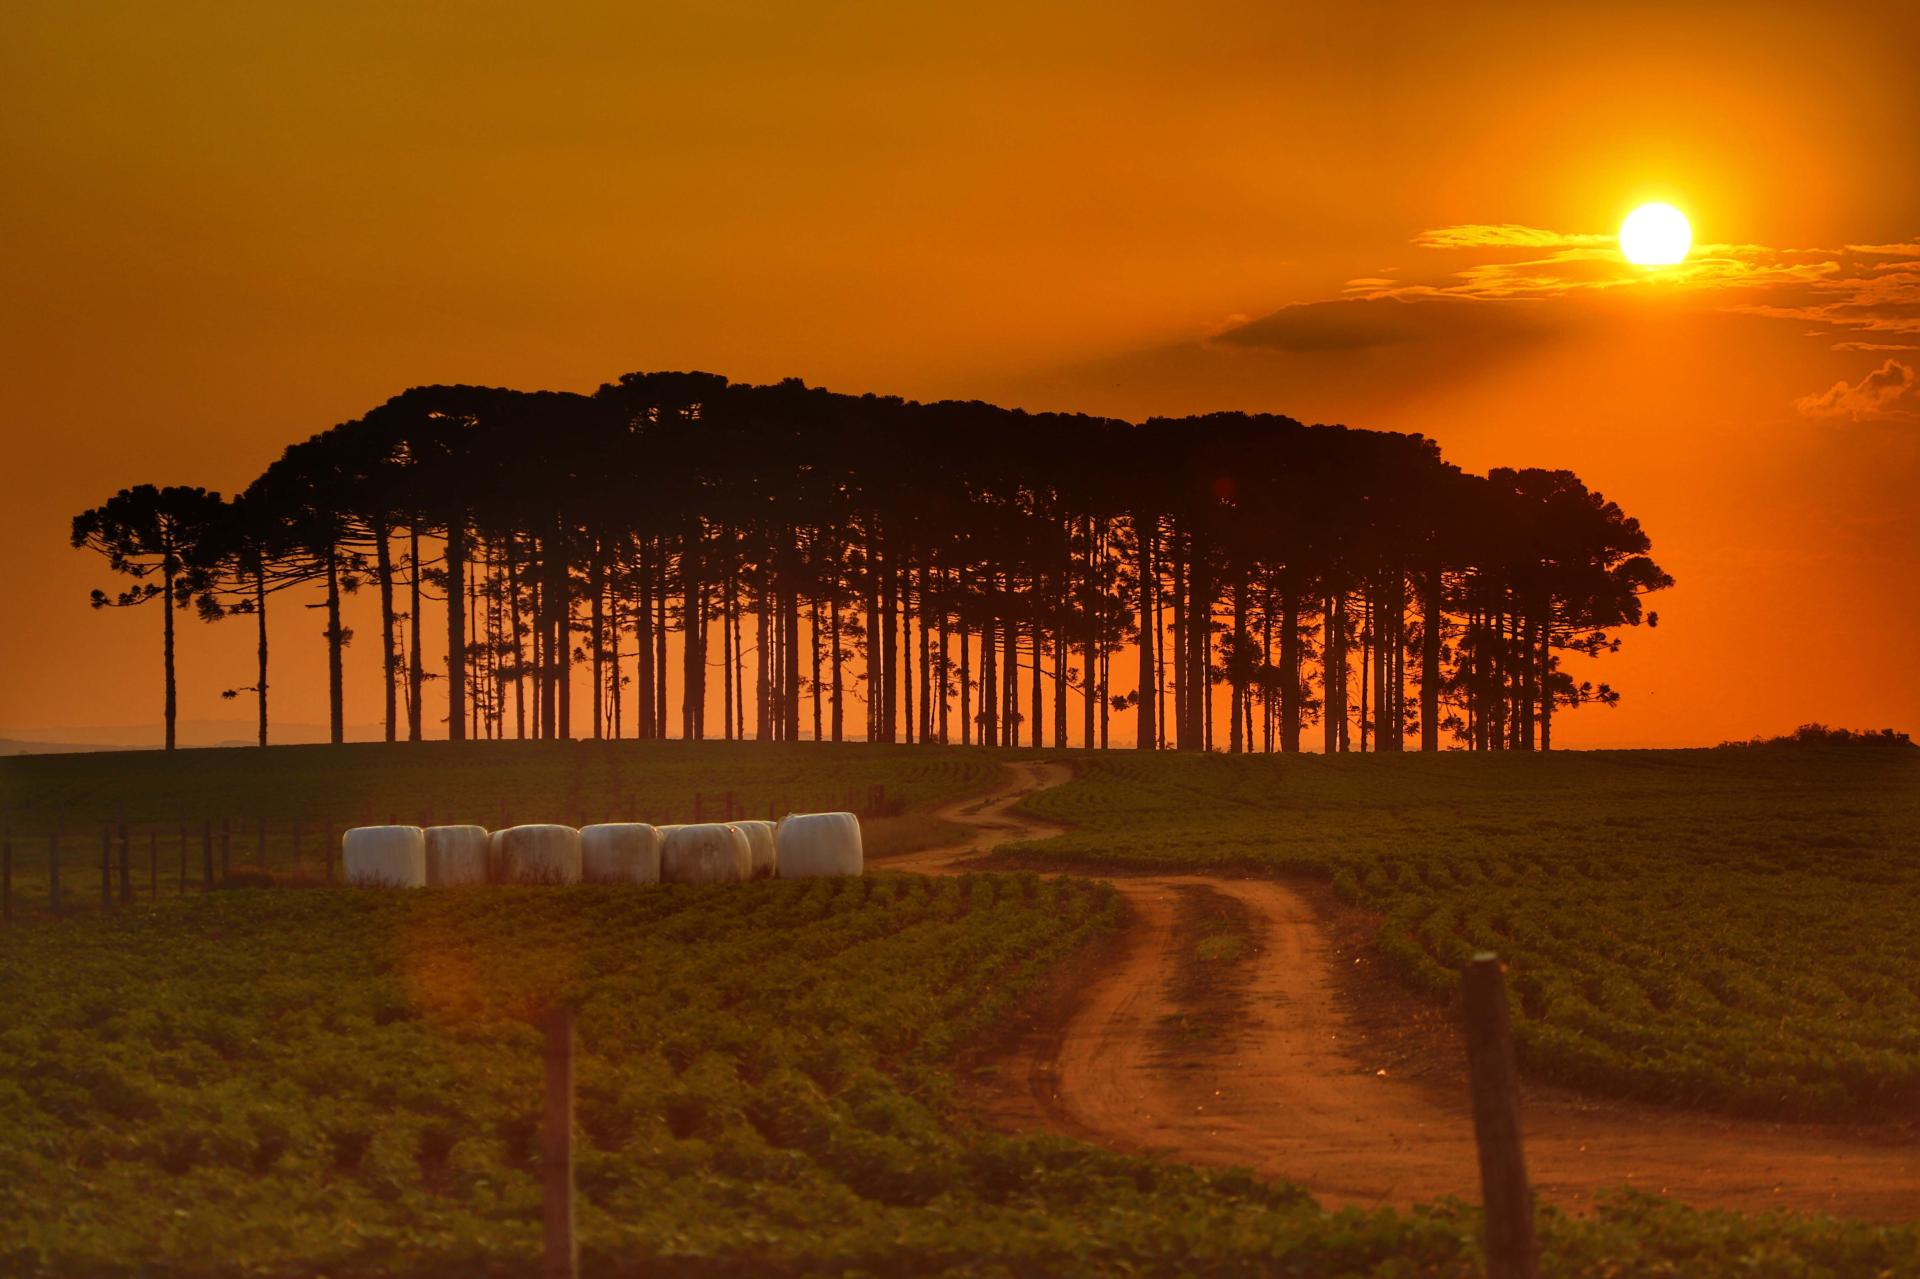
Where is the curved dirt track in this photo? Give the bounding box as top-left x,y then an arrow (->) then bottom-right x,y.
881,760 -> 1920,1221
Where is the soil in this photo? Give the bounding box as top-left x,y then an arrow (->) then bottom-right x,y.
877,759 -> 1920,1221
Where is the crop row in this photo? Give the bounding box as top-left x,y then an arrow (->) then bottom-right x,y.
1018,747 -> 1920,1117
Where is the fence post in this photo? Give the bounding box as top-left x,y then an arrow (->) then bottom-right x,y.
202,820 -> 214,889
220,818 -> 231,879
1462,953 -> 1538,1279
118,818 -> 132,904
541,1005 -> 578,1279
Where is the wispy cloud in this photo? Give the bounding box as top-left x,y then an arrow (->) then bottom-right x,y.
1205,221 -> 1920,393
1338,224 -> 1920,341
1412,224 -> 1612,251
1795,358 -> 1919,422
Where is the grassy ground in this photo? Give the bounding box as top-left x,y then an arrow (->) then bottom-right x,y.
0,741 -> 997,918
1012,746 -> 1920,1118
5,875 -> 1918,1277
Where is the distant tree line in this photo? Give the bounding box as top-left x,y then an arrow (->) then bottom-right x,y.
72,372 -> 1671,753
1716,724 -> 1912,749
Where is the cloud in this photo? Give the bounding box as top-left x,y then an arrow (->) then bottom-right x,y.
1413,224 -> 1612,250
1213,294 -> 1560,353
1795,358 -> 1920,422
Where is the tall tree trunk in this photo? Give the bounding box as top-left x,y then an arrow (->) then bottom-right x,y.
590,538 -> 606,740
326,543 -> 346,746
782,575 -> 801,741
1135,513 -> 1155,750
1052,567 -> 1068,750
1169,541 -> 1186,750
959,606 -> 972,746
1030,584 -> 1043,750
161,557 -> 178,752
1539,612 -> 1554,751
444,522 -> 467,741
508,539 -> 527,740
654,546 -> 669,738
810,594 -> 823,742
1236,564 -> 1251,752
407,527 -> 424,741
1279,589 -> 1301,752
920,564 -> 933,744
376,521 -> 397,742
756,564 -> 772,741
830,573 -> 844,743
980,611 -> 997,745
935,567 -> 950,744
249,562 -> 268,747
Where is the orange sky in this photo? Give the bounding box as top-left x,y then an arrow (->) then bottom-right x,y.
3,1 -> 1917,747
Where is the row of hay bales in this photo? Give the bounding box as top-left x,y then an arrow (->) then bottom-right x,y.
339,813 -> 862,889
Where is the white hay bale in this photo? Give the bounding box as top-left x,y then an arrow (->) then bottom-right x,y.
424,825 -> 489,886
342,825 -> 426,888
498,824 -> 582,884
733,820 -> 778,879
580,823 -> 663,884
662,823 -> 751,885
775,812 -> 863,879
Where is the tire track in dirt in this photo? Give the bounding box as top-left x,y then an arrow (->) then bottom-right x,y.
880,759 -> 1920,1221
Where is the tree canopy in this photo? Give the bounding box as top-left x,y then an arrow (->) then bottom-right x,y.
71,373 -> 1671,751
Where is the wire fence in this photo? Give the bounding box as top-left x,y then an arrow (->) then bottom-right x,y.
0,784 -> 892,925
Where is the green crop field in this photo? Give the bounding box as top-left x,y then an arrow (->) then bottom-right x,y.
5,873 -> 1917,1277
1014,746 -> 1920,1118
0,742 -> 999,918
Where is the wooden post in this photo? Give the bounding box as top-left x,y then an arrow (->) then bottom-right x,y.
541,1006 -> 578,1279
1462,953 -> 1538,1279
220,818 -> 231,879
118,819 -> 132,904
202,820 -> 214,889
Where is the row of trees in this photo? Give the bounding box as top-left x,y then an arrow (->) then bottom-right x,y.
72,372 -> 1670,753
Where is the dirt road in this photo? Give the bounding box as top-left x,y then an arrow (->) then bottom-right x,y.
881,759 -> 1920,1220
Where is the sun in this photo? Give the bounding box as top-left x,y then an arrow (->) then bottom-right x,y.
1619,202 -> 1692,266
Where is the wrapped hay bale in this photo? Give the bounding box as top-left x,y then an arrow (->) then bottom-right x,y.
775,812 -> 863,879
424,825 -> 490,886
580,823 -> 663,884
498,824 -> 583,884
662,823 -> 751,885
342,825 -> 427,887
733,820 -> 778,879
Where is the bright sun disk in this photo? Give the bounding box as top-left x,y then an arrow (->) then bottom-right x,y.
1619,202 -> 1691,266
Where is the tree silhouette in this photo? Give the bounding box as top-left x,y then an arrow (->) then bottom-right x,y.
73,373 -> 1673,753
71,485 -> 226,751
